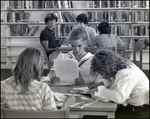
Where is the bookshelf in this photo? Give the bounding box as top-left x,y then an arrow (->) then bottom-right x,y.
1,1 -> 149,70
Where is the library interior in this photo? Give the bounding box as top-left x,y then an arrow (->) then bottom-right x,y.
1,1 -> 149,118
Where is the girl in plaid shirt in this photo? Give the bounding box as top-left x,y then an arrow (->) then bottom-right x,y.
1,47 -> 75,111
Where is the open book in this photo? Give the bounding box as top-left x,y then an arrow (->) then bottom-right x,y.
54,59 -> 79,85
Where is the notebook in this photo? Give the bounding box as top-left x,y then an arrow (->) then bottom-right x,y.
53,59 -> 79,85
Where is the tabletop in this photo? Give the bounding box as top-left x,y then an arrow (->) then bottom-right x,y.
50,85 -> 118,118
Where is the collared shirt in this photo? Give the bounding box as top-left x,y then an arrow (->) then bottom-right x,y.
93,64 -> 149,106
40,26 -> 61,48
91,34 -> 125,48
1,76 -> 57,111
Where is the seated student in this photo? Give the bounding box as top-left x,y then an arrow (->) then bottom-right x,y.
90,21 -> 125,48
48,27 -> 107,86
68,13 -> 97,47
87,49 -> 149,118
40,13 -> 63,63
1,47 -> 75,111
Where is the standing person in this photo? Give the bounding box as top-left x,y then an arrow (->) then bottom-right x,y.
90,21 -> 125,48
48,27 -> 107,86
75,13 -> 97,47
40,13 -> 63,62
88,49 -> 149,118
1,47 -> 75,111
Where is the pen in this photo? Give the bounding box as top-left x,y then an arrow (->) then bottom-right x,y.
93,73 -> 98,84
87,73 -> 98,89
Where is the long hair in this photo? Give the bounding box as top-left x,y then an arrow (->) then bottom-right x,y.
12,47 -> 43,94
91,49 -> 132,80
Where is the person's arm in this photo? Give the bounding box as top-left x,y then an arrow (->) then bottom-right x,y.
48,39 -> 61,48
116,36 -> 125,47
93,69 -> 136,104
42,83 -> 58,110
42,40 -> 58,53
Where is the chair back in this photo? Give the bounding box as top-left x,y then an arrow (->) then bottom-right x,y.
2,107 -> 66,118
133,40 -> 144,69
40,44 -> 52,70
85,46 -> 117,54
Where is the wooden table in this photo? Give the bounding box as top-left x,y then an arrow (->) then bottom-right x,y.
50,85 -> 117,118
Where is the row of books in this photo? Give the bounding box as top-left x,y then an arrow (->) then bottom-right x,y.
130,25 -> 149,36
55,24 -> 76,36
6,25 -> 39,36
5,24 -> 149,37
88,10 -> 149,22
55,24 -> 149,37
6,1 -> 73,9
7,12 -> 29,22
88,1 -> 149,8
6,11 -> 76,23
6,1 -> 149,9
6,10 -> 149,23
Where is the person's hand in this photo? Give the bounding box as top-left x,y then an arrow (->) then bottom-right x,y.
86,88 -> 98,94
50,76 -> 60,84
87,81 -> 104,90
62,95 -> 76,109
74,77 -> 85,85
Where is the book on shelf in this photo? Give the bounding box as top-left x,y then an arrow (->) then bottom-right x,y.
121,11 -> 127,22
94,1 -> 100,8
15,12 -> 21,22
61,12 -> 67,22
68,0 -> 73,8
87,1 -> 93,8
28,26 -> 39,36
55,12 -> 63,22
102,1 -> 108,8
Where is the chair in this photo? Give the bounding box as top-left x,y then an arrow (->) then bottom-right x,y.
1,107 -> 67,118
133,39 -> 144,69
40,44 -> 52,70
85,46 -> 117,54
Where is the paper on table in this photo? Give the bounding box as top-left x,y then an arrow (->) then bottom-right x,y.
69,99 -> 98,109
54,59 -> 79,85
73,86 -> 89,94
53,92 -> 71,101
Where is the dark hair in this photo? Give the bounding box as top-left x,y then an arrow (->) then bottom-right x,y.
91,49 -> 132,80
44,13 -> 58,24
76,13 -> 88,24
68,27 -> 88,42
97,21 -> 111,34
12,47 -> 43,94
